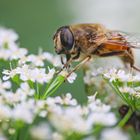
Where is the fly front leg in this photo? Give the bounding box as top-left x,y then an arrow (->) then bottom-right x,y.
67,56 -> 91,78
57,55 -> 73,74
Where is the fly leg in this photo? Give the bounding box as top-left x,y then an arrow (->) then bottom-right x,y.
57,55 -> 73,74
123,50 -> 140,72
67,56 -> 91,78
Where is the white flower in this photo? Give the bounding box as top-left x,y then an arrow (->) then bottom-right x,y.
27,54 -> 45,67
63,93 -> 77,105
67,72 -> 77,83
0,28 -> 18,47
29,68 -> 48,84
92,67 -> 104,76
46,93 -> 77,106
13,105 -> 34,124
103,68 -> 117,82
52,133 -> 64,140
0,105 -> 11,120
119,87 -> 136,94
30,123 -> 52,140
39,110 -> 48,118
0,46 -> 27,60
15,83 -> 34,101
3,93 -> 20,104
46,68 -> 55,83
52,93 -> 77,106
43,52 -> 62,67
0,28 -> 28,60
0,83 -> 34,104
59,70 -> 77,84
18,56 -> 28,65
119,86 -> 140,98
0,49 -> 12,60
17,64 -> 34,81
103,68 -> 140,82
87,96 -> 117,126
88,98 -> 111,112
100,128 -> 130,140
0,135 -> 7,140
87,92 -> 97,103
9,48 -> 28,60
2,69 -> 18,80
0,79 -> 11,94
12,100 -> 35,124
87,112 -> 116,126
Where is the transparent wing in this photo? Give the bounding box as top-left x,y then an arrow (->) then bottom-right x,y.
106,30 -> 140,49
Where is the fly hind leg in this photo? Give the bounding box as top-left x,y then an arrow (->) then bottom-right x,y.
121,49 -> 140,72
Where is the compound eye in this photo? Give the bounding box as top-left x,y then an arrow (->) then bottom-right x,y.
60,27 -> 74,50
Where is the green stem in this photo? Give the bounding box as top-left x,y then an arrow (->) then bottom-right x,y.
14,127 -> 20,140
42,75 -> 65,99
117,108 -> 133,127
35,82 -> 40,99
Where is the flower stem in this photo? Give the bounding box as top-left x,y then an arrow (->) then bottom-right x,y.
42,75 -> 65,99
117,108 -> 133,127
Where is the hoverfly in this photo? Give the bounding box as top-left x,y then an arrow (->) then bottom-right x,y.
53,24 -> 140,73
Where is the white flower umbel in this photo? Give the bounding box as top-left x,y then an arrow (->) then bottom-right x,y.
100,128 -> 130,140
48,94 -> 117,134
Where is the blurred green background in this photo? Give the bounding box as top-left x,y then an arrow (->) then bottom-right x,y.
0,0 -> 140,104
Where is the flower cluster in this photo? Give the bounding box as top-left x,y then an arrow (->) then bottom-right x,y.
0,79 -> 129,140
29,94 -> 124,140
3,65 -> 55,84
102,69 -> 140,110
